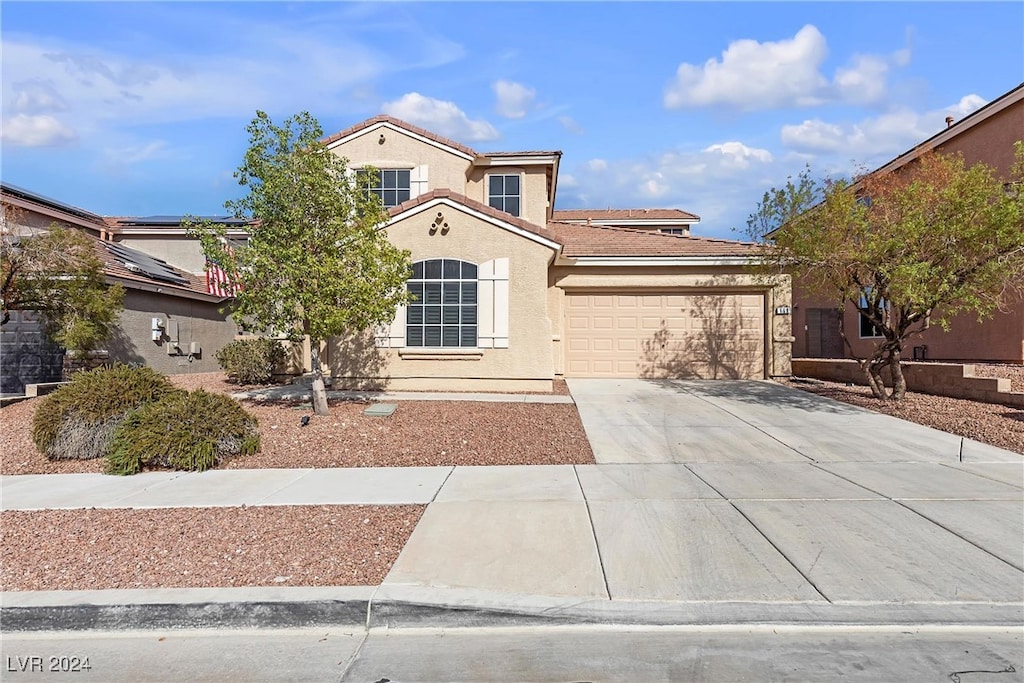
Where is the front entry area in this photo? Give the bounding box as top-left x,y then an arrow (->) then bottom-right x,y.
563,291 -> 765,379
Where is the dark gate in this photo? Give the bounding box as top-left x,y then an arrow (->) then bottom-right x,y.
0,310 -> 63,394
805,308 -> 845,358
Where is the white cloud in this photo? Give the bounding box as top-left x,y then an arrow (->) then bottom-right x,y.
10,79 -> 69,114
665,24 -> 911,111
561,140 -> 777,236
702,142 -> 774,169
0,114 -> 76,147
780,94 -> 989,158
492,79 -> 536,119
558,115 -> 584,135
106,141 -> 168,165
558,173 -> 578,188
833,54 -> 890,105
665,25 -> 829,110
382,93 -> 498,142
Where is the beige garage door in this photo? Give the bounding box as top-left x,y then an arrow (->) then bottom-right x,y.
564,292 -> 765,379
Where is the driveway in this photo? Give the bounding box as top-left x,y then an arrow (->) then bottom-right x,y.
568,378 -> 1021,464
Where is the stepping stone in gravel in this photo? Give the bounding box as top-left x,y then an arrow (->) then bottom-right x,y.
364,403 -> 397,417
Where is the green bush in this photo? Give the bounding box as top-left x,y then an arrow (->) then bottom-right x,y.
215,338 -> 285,385
105,390 -> 260,475
32,365 -> 178,460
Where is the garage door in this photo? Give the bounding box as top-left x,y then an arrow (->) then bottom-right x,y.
564,292 -> 765,379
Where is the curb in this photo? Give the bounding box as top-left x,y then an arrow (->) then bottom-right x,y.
4,587 -> 1022,632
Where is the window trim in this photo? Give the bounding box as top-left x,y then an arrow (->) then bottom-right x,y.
405,258 -> 479,348
360,168 -> 412,208
486,172 -> 523,218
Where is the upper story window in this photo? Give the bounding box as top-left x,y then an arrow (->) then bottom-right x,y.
361,169 -> 411,208
659,228 -> 688,235
406,259 -> 478,348
488,174 -> 520,217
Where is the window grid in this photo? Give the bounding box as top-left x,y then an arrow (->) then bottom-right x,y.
487,174 -> 521,217
406,259 -> 478,348
361,169 -> 411,208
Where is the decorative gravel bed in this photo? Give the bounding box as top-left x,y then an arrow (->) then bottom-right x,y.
0,373 -> 594,475
780,377 -> 1024,455
0,505 -> 424,592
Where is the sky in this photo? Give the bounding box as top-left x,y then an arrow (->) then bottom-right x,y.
2,2 -> 1022,240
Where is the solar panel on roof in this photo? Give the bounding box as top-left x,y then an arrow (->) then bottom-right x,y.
104,243 -> 191,286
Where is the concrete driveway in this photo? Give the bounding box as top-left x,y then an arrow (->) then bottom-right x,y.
569,378 -> 1021,465
377,379 -> 1023,626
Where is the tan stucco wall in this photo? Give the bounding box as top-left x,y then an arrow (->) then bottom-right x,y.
115,235 -> 208,274
327,126 -> 472,196
108,290 -> 238,375
466,165 -> 550,226
548,266 -> 793,378
792,359 -> 1024,408
326,204 -> 557,390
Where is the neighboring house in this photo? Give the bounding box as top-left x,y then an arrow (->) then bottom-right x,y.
791,83 -> 1024,364
1,184 -> 239,392
552,208 -> 700,236
318,116 -> 792,391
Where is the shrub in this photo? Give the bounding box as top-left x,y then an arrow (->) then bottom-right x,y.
216,337 -> 285,385
32,364 -> 178,460
105,390 -> 260,475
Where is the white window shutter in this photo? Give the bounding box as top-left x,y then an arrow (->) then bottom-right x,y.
478,258 -> 509,348
410,165 -> 428,198
375,304 -> 406,348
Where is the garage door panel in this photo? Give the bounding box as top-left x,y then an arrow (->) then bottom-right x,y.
564,292 -> 765,379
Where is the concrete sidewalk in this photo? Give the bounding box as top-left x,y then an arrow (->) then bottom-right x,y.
230,386 -> 575,403
2,379 -> 1022,633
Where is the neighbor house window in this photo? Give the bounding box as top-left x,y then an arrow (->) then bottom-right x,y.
659,228 -> 688,235
361,169 -> 411,208
406,259 -> 478,347
488,174 -> 520,217
858,292 -> 885,338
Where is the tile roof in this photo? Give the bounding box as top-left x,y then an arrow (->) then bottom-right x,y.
387,192 -> 758,258
320,115 -> 479,157
479,151 -> 562,158
552,208 -> 700,222
388,189 -> 559,245
548,221 -> 761,258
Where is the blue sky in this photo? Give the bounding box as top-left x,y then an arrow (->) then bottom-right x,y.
3,2 -> 1022,239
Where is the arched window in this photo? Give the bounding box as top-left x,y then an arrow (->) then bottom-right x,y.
406,259 -> 478,347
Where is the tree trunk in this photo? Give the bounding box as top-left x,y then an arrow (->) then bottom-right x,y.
889,346 -> 907,400
308,341 -> 330,416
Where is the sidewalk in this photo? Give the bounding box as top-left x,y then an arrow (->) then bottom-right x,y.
3,459 -> 1022,632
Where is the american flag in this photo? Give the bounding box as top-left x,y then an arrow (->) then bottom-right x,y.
205,244 -> 240,297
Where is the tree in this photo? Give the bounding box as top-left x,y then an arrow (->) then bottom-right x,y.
190,111 -> 412,415
1,211 -> 124,353
747,146 -> 1024,400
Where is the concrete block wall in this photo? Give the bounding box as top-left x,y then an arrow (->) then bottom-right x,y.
792,359 -> 1024,408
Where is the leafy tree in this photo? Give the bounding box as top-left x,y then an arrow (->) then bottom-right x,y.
190,111 -> 412,415
748,145 -> 1024,400
1,212 -> 124,353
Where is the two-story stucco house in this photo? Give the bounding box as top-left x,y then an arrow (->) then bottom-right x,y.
791,83 -> 1024,365
316,116 -> 793,391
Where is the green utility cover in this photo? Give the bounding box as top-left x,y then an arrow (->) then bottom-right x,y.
363,403 -> 397,417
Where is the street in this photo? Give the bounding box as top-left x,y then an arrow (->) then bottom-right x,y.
3,625 -> 1021,682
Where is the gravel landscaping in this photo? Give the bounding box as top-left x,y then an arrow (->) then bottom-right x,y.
780,373 -> 1024,455
0,373 -> 594,475
0,505 -> 423,591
